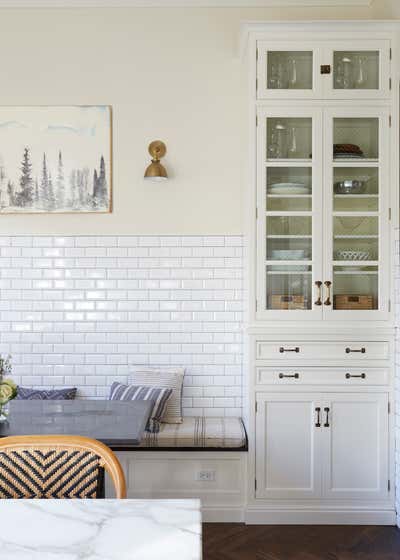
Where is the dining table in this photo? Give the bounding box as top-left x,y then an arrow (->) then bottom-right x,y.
0,498 -> 202,559
0,400 -> 153,449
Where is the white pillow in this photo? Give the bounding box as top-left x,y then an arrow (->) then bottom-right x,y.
129,367 -> 185,424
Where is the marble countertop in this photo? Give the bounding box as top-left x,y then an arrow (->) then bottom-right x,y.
0,499 -> 202,560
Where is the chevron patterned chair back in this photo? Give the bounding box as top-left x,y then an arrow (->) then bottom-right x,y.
0,435 -> 126,499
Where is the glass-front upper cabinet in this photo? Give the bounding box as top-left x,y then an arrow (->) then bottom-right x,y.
257,42 -> 323,99
257,107 -> 323,320
323,107 -> 390,321
324,41 -> 391,99
257,41 -> 390,100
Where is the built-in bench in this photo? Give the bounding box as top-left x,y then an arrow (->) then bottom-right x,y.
110,417 -> 248,522
138,416 -> 247,451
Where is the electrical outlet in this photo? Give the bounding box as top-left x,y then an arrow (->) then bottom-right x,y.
196,470 -> 216,482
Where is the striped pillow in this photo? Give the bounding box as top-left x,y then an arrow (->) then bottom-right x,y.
109,382 -> 172,433
129,367 -> 185,424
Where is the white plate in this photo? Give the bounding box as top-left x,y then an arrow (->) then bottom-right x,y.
269,183 -> 310,195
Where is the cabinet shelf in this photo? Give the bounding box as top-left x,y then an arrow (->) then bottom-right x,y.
267,194 -> 312,198
334,271 -> 378,275
266,159 -> 312,166
333,159 -> 379,168
266,270 -> 312,275
333,235 -> 378,239
333,260 -> 378,266
333,194 -> 378,199
266,235 -> 312,239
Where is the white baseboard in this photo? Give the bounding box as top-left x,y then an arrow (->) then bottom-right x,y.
202,507 -> 245,523
245,508 -> 397,525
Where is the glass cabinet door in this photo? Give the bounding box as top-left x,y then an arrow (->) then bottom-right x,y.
324,41 -> 391,99
257,42 -> 323,99
257,107 -> 323,319
323,108 -> 390,320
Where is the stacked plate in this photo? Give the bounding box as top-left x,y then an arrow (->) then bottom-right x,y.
269,182 -> 311,195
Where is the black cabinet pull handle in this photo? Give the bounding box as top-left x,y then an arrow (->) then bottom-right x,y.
345,373 -> 366,379
278,373 -> 300,379
315,407 -> 321,428
324,407 -> 330,427
345,347 -> 366,354
279,347 -> 300,353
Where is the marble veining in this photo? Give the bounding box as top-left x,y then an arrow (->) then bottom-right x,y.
0,499 -> 201,559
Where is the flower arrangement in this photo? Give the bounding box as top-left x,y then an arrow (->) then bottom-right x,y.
0,355 -> 17,421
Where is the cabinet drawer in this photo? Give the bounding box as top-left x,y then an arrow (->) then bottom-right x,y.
256,341 -> 389,361
256,367 -> 389,386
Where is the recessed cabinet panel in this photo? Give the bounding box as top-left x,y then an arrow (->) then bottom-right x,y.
322,393 -> 389,501
256,393 -> 322,500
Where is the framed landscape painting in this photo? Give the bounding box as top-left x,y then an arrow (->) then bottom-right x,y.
0,106 -> 112,213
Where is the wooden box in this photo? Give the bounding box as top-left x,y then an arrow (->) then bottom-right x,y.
270,295 -> 307,310
334,294 -> 374,310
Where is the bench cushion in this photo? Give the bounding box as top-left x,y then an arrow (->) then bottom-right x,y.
139,416 -> 247,449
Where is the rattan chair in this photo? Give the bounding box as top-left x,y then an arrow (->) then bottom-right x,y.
0,435 -> 127,499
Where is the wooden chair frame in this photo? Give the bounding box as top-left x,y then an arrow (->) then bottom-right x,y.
0,435 -> 127,499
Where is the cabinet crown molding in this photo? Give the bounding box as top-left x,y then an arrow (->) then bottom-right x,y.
239,19 -> 400,58
0,0 -> 374,6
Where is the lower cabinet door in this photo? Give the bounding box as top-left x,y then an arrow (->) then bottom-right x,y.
322,393 -> 389,502
256,393 -> 323,500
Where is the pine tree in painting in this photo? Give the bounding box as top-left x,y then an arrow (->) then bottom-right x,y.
69,169 -> 77,209
47,172 -> 56,210
40,154 -> 49,207
16,148 -> 34,207
7,181 -> 15,206
56,151 -> 65,209
93,156 -> 108,208
92,169 -> 99,205
34,178 -> 39,205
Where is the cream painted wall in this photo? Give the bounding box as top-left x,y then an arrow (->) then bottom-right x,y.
0,2 -> 397,235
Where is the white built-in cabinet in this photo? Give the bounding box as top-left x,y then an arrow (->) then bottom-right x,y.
256,392 -> 389,503
243,21 -> 399,525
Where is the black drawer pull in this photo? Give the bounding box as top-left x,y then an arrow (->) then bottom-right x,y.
324,407 -> 330,428
345,347 -> 366,354
279,373 -> 300,379
315,407 -> 321,428
279,347 -> 300,353
345,373 -> 366,379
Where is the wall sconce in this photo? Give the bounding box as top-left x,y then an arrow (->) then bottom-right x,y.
144,140 -> 168,182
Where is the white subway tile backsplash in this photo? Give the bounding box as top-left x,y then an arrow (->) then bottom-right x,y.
0,235 -> 243,417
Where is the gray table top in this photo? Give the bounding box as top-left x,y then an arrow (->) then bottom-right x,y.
0,400 -> 153,449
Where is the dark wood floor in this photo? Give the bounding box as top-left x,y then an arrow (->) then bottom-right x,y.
203,524 -> 400,560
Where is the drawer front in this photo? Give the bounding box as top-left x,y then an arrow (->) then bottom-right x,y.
256,367 -> 389,386
256,341 -> 389,361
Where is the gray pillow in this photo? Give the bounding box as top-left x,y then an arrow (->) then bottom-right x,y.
16,387 -> 77,400
109,382 -> 172,433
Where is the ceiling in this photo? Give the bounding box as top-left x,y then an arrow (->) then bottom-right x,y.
0,0 -> 374,7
